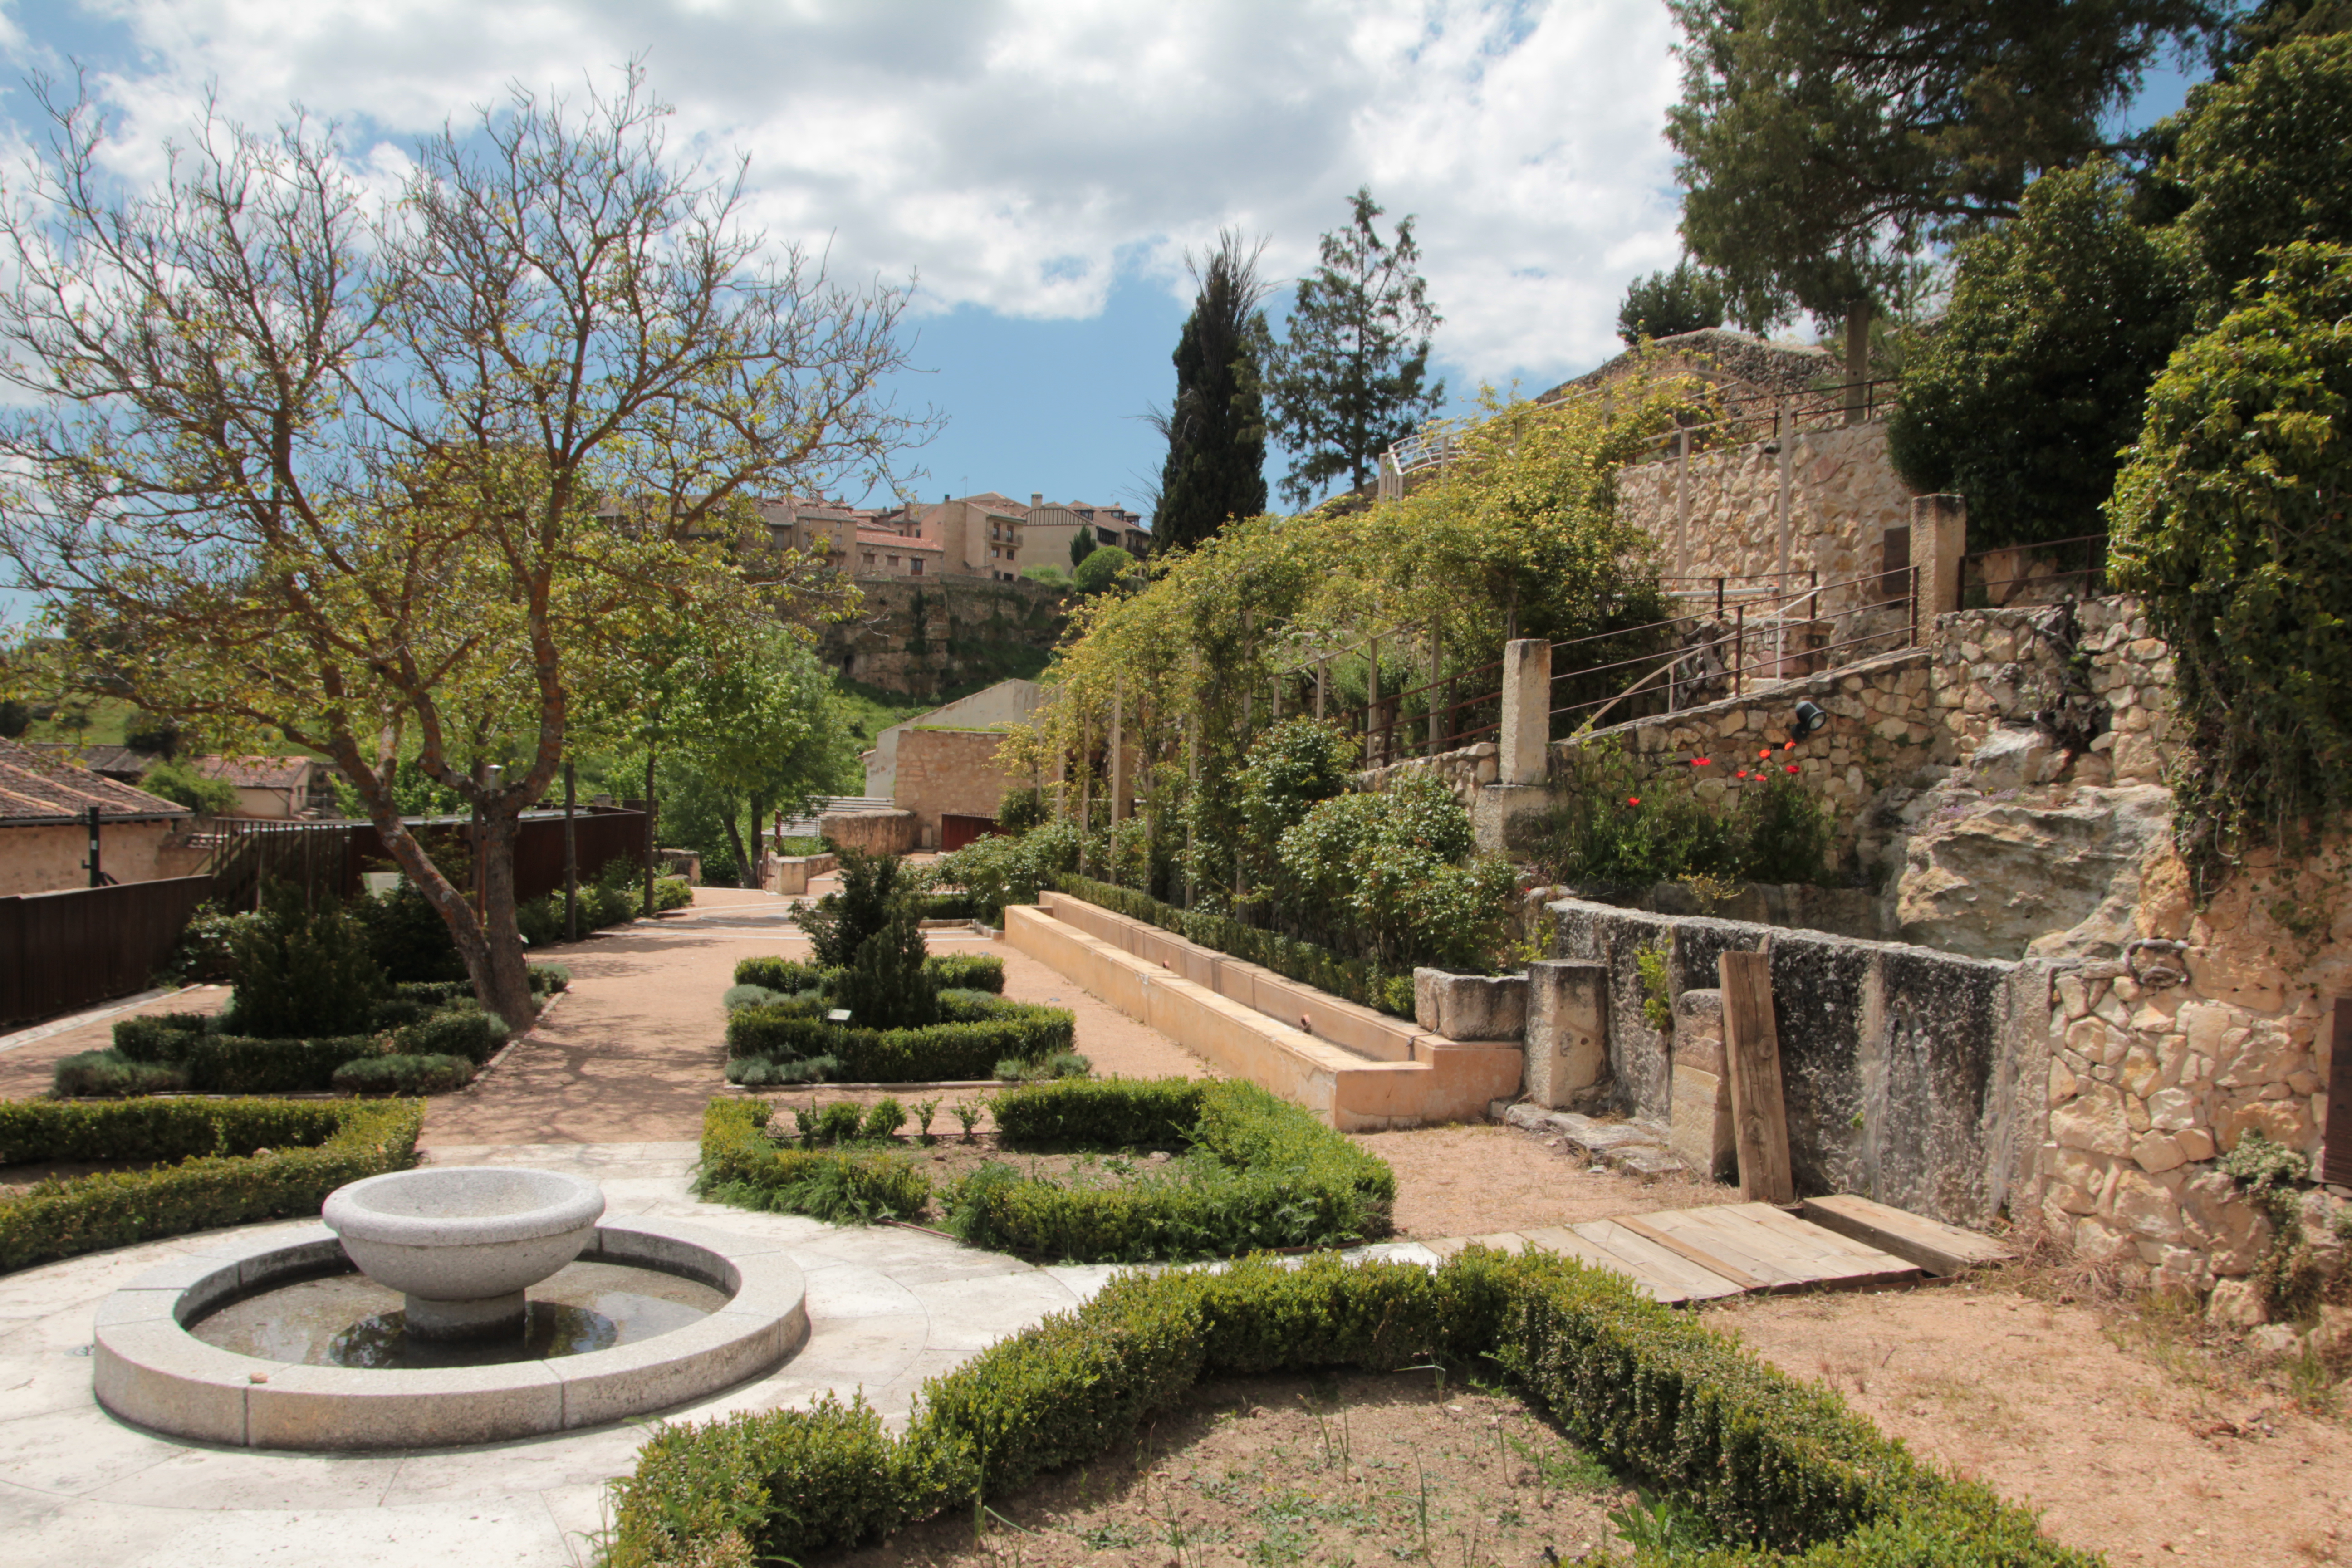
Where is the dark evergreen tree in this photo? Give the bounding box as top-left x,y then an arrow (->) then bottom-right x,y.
229,881 -> 386,1036
793,847 -> 905,968
1265,188 -> 1444,507
1155,230 -> 1272,552
1616,260 -> 1728,343
1068,528 -> 1096,568
1667,0 -> 2216,367
830,895 -> 937,1029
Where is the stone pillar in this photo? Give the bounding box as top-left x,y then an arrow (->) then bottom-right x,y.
1497,637 -> 1551,787
1914,494 -> 1967,621
1524,960 -> 1608,1108
1668,987 -> 1736,1181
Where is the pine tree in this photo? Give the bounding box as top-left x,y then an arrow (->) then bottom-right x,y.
1616,260 -> 1727,344
1266,189 -> 1444,508
1156,230 -> 1272,552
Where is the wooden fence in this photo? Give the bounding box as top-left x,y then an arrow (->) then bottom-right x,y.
4,810 -> 650,1030
0,877 -> 214,1029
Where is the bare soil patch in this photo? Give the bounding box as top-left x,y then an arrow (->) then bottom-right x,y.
836,1369 -> 1636,1568
1350,1121 -> 1740,1240
1714,1278 -> 2352,1568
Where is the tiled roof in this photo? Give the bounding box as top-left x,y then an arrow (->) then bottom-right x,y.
17,742 -> 151,780
193,755 -> 314,790
0,737 -> 190,825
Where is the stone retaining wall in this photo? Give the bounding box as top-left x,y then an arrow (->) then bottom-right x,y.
1931,595 -> 2178,787
2027,837 -> 2352,1301
1617,421 -> 1916,588
1547,894 -> 2032,1227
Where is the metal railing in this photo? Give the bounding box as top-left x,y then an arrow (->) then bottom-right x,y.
1961,533 -> 2109,607
1333,655 -> 1505,769
1546,564 -> 1922,736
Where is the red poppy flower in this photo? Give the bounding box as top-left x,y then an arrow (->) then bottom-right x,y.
1690,756 -> 1711,766
1627,797 -> 1640,806
1783,739 -> 1796,750
1736,769 -> 1749,779
1785,764 -> 1799,774
1757,748 -> 1770,759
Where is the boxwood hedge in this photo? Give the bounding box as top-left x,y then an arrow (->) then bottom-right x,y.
0,1096 -> 425,1274
732,953 -> 1005,995
945,1078 -> 1393,1262
606,1246 -> 2096,1568
725,1004 -> 1076,1083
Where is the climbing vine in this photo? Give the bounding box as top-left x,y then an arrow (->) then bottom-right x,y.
2108,242 -> 2352,889
999,363 -> 1713,906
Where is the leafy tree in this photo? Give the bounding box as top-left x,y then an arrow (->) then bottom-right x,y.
0,699 -> 29,739
1275,774 -> 1514,971
122,715 -> 182,757
1155,230 -> 1272,551
1071,545 -> 1136,596
140,758 -> 242,815
2170,32 -> 2352,288
1265,188 -> 1444,507
1068,529 -> 1096,568
0,70 -> 918,1029
2107,241 -> 2352,871
1229,718 -> 1358,916
1666,0 -> 2216,365
1617,260 -> 1728,343
1888,161 -> 2207,547
2209,0 -> 2352,70
665,629 -> 844,886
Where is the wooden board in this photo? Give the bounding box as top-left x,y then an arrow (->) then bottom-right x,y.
1798,1194 -> 2009,1277
2325,999 -> 2352,1189
1719,949 -> 1795,1205
1646,1203 -> 1923,1291
1566,1219 -> 1748,1302
1613,1214 -> 1767,1291
1511,1225 -> 1696,1303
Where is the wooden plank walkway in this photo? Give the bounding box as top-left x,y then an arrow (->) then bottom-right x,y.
1423,1200 -> 1952,1304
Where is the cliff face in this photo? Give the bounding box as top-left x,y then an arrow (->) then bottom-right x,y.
819,575 -> 1068,699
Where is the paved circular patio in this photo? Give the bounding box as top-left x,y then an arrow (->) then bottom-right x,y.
0,1143 -> 1101,1568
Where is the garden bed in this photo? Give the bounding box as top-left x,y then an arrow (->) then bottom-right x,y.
48,970 -> 565,1100
695,1077 -> 1396,1261
827,1367 -> 1639,1568
724,953 -> 1086,1085
0,1096 -> 425,1273
606,1246 -> 2099,1568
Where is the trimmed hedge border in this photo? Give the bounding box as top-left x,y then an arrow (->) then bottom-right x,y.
1049,873 -> 1409,1017
725,1008 -> 1076,1083
697,1098 -> 931,1221
732,953 -> 1006,995
607,1246 -> 2096,1568
0,1097 -> 426,1274
694,1080 -> 1393,1264
949,1078 -> 1394,1262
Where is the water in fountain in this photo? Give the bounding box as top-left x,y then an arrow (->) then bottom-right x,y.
190,1258 -> 727,1370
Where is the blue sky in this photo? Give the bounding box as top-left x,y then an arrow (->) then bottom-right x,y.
0,1 -> 2213,566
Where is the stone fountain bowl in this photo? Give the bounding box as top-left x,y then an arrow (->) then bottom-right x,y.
323,1167 -> 606,1338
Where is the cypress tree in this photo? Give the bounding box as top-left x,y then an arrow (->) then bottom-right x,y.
1156,230 -> 1272,552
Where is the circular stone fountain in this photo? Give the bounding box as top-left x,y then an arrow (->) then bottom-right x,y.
92,1171 -> 807,1450
323,1167 -> 605,1340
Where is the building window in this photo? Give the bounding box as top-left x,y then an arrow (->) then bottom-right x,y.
911,559 -> 923,575
862,553 -> 876,568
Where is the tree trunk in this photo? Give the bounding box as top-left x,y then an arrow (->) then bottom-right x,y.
473,804 -> 539,1029
353,789 -> 535,1029
723,795 -> 754,890
1844,301 -> 1873,424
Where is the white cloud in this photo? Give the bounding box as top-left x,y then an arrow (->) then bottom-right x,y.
13,0 -> 1686,382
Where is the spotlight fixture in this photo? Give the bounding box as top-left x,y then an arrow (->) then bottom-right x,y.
1790,700 -> 1829,740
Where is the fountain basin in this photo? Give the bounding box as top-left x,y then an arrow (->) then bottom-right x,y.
93,1216 -> 807,1449
323,1167 -> 605,1339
